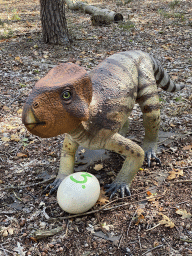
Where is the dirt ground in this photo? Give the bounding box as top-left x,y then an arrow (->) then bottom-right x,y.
0,0 -> 192,255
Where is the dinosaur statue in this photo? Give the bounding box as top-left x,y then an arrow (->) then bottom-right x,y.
22,50 -> 184,198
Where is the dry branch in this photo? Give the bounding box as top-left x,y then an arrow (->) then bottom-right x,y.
65,0 -> 123,25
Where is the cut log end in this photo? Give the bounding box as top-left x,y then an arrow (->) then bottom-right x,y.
91,13 -> 123,26
114,13 -> 123,22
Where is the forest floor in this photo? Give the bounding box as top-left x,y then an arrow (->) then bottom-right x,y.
0,0 -> 192,255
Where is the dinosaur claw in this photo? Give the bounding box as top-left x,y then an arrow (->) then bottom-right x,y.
145,150 -> 161,167
105,182 -> 131,199
44,178 -> 63,195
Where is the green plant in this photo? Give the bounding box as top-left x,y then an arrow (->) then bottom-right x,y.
22,138 -> 28,147
158,9 -> 185,21
173,13 -> 185,20
11,14 -> 20,21
0,18 -> 4,26
174,96 -> 182,102
159,97 -> 166,103
0,29 -> 13,39
19,83 -> 27,88
118,21 -> 135,30
11,9 -> 20,21
169,0 -> 180,9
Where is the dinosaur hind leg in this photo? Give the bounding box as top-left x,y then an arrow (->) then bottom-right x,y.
137,59 -> 161,167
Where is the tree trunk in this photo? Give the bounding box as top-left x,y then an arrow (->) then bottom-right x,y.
40,0 -> 70,45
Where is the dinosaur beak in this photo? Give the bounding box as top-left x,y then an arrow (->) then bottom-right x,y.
22,104 -> 46,133
22,107 -> 37,129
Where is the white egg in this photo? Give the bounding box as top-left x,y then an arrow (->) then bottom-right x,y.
57,172 -> 100,214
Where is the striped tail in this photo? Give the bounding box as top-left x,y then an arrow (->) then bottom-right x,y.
150,56 -> 184,92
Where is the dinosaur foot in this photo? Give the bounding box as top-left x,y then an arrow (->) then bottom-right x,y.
145,150 -> 161,167
105,182 -> 131,199
44,174 -> 68,195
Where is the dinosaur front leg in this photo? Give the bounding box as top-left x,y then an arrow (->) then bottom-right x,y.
45,134 -> 79,194
104,133 -> 144,198
119,119 -> 130,137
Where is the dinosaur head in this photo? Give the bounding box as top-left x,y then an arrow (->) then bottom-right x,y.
22,63 -> 92,138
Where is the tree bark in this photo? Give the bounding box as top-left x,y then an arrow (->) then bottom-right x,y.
40,0 -> 70,45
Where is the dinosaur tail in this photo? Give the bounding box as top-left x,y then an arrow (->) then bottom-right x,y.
150,56 -> 184,92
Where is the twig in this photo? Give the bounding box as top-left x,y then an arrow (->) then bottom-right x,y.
180,238 -> 192,243
65,220 -> 69,236
158,137 -> 171,145
178,166 -> 192,169
138,225 -> 142,250
171,180 -> 192,184
141,244 -> 164,255
95,212 -> 109,236
31,226 -> 64,240
0,246 -> 14,255
100,185 -> 157,209
127,211 -> 137,237
146,223 -> 161,232
48,193 -> 164,222
0,177 -> 56,191
13,191 -> 23,202
117,227 -> 124,249
178,200 -> 191,205
0,211 -> 17,215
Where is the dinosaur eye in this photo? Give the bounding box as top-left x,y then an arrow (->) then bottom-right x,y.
62,90 -> 72,101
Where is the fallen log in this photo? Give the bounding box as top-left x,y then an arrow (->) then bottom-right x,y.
65,0 -> 123,25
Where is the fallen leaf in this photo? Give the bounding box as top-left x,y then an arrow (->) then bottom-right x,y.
167,169 -> 183,180
136,207 -> 144,216
94,164 -> 103,171
26,21 -> 33,27
17,152 -> 28,158
162,45 -> 169,50
97,188 -> 109,206
1,137 -> 10,142
3,106 -> 10,111
146,195 -> 156,202
3,229 -> 8,237
11,134 -> 20,142
15,56 -> 21,62
176,209 -> 192,219
135,214 -> 145,225
164,56 -> 173,61
153,201 -> 160,209
182,145 -> 192,151
146,191 -> 152,196
8,228 -> 14,235
175,160 -> 187,166
154,240 -> 160,247
101,222 -> 114,231
17,108 -> 23,115
158,213 -> 175,228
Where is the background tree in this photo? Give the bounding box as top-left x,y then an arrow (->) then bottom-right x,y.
40,0 -> 70,45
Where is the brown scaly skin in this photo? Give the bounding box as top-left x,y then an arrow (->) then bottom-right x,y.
22,50 -> 184,198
